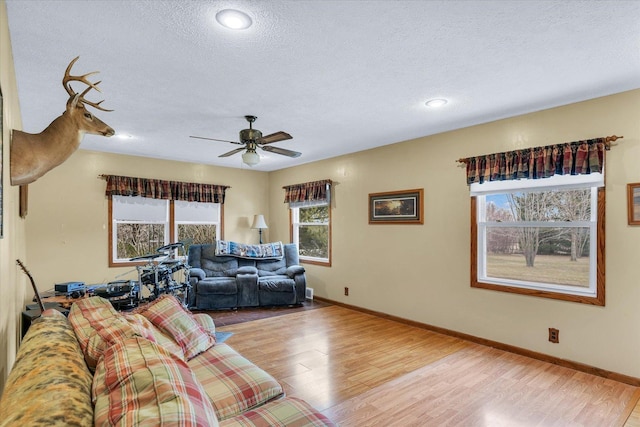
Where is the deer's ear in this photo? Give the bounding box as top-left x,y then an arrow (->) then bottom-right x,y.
68,93 -> 81,109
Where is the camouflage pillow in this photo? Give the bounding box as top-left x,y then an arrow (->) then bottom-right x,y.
0,310 -> 94,427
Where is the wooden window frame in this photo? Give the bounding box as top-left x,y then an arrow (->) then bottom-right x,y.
289,203 -> 332,267
470,187 -> 605,306
108,197 -> 223,267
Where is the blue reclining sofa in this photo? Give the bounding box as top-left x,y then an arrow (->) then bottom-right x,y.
187,242 -> 307,310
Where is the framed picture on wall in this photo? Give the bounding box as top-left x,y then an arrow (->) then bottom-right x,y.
627,183 -> 640,225
368,188 -> 423,224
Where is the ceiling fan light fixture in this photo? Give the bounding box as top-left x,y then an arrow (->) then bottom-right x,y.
425,98 -> 448,108
242,150 -> 260,167
216,9 -> 252,30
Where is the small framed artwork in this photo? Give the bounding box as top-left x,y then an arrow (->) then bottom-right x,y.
369,188 -> 423,224
627,183 -> 640,225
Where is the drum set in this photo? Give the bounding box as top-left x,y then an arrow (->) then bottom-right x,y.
129,242 -> 191,307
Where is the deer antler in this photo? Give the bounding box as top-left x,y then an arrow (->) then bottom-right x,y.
62,56 -> 112,112
77,83 -> 113,111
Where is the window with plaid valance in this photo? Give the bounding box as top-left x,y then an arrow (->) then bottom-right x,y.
458,136 -> 622,186
103,174 -> 230,203
461,135 -> 622,306
283,179 -> 332,204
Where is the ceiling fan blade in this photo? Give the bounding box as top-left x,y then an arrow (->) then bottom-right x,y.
258,131 -> 292,145
261,145 -> 302,158
190,135 -> 244,145
219,147 -> 246,158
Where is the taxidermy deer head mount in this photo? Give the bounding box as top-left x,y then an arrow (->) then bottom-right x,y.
10,56 -> 115,186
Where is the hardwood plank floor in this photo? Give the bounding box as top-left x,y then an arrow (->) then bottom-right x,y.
216,305 -> 637,426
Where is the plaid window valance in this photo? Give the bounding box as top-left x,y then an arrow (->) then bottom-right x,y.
458,136 -> 621,185
283,179 -> 332,203
103,174 -> 230,203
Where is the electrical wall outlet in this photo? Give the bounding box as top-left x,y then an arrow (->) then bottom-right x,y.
344,286 -> 349,296
548,328 -> 559,343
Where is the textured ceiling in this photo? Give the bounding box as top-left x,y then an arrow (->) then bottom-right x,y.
5,1 -> 640,171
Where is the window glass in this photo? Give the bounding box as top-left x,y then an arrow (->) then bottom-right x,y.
292,203 -> 331,265
112,196 -> 168,262
472,181 -> 604,305
175,200 -> 220,254
110,197 -> 221,264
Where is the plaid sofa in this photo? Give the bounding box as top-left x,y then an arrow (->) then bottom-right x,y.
0,296 -> 334,426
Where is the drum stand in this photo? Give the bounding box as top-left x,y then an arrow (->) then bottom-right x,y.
131,242 -> 192,308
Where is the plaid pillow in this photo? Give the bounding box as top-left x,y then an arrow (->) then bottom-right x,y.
193,312 -> 216,335
93,336 -> 219,426
123,312 -> 186,360
69,296 -> 152,370
137,295 -> 216,360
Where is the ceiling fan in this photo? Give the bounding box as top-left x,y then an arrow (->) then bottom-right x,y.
190,115 -> 301,167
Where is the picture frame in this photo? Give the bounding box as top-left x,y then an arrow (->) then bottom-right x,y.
627,183 -> 640,225
368,188 -> 423,224
0,87 -> 3,237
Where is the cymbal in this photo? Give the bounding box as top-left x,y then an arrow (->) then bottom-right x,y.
157,242 -> 185,253
129,253 -> 162,261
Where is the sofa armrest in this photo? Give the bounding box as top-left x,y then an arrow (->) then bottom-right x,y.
190,268 -> 206,281
236,266 -> 258,275
0,310 -> 94,426
286,265 -> 305,278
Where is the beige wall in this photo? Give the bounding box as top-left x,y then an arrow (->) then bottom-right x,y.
24,90 -> 640,380
5,0 -> 639,386
269,89 -> 640,378
25,151 -> 270,286
0,0 -> 28,393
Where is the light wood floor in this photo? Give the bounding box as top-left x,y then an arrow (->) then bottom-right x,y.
217,305 -> 638,426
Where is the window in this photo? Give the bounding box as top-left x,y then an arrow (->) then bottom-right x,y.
174,200 -> 220,255
284,179 -> 332,266
471,173 -> 605,305
110,196 -> 221,265
291,201 -> 331,265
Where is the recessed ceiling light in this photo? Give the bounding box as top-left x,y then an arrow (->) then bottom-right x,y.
425,98 -> 448,107
216,9 -> 252,30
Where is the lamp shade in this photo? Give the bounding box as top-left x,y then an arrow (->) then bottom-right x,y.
251,214 -> 268,229
242,150 -> 260,166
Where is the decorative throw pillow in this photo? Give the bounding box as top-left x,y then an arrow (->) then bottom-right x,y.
122,312 -> 186,360
0,310 -> 94,427
137,294 -> 216,360
192,312 -> 216,335
69,296 -> 152,370
93,336 -> 219,426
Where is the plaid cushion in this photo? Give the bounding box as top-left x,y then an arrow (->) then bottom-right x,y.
193,312 -> 216,335
0,310 -> 94,427
69,296 -> 151,370
123,312 -> 185,360
188,343 -> 284,420
219,397 -> 335,427
93,336 -> 219,426
137,294 -> 216,360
